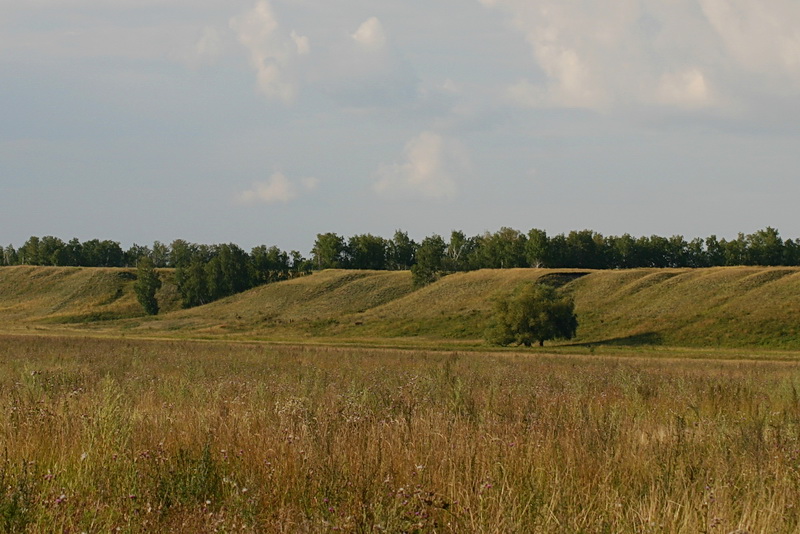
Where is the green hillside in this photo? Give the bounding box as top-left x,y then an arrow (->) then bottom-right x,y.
3,265 -> 800,349
0,266 -> 180,326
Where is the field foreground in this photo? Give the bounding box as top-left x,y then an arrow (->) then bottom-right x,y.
1,335 -> 800,532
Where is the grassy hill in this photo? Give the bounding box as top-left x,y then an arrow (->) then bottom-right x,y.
3,265 -> 800,349
0,266 -> 180,326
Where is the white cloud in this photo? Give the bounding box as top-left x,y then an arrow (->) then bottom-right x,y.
699,0 -> 800,87
237,172 -> 317,204
291,30 -> 310,55
373,132 -> 469,200
485,0 -> 800,115
483,1 -> 721,111
309,15 -> 417,108
352,17 -> 387,49
229,1 -> 309,103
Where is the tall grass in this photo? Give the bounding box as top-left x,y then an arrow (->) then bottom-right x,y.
1,334 -> 799,532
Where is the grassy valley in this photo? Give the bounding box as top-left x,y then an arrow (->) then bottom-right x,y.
3,266 -> 800,531
2,265 -> 800,350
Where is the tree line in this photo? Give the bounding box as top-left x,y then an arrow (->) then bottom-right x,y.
3,227 -> 798,308
0,237 -> 312,310
309,227 -> 799,285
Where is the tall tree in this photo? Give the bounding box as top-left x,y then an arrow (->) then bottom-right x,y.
125,244 -> 151,267
347,234 -> 388,270
169,239 -> 195,269
134,256 -> 161,315
18,236 -> 41,265
151,241 -> 170,268
176,257 -> 210,308
3,245 -> 17,266
411,235 -> 446,287
446,230 -> 480,271
311,233 -> 346,269
526,229 -> 552,268
388,230 -> 417,270
746,227 -> 783,266
252,245 -> 290,283
479,227 -> 528,269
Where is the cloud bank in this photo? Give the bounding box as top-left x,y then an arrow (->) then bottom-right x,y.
484,0 -> 800,114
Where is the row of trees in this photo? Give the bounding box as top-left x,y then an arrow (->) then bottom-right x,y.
5,227 -> 799,308
309,227 -> 800,286
0,236 -> 313,311
6,227 -> 795,272
0,236 -> 314,272
162,242 -> 311,309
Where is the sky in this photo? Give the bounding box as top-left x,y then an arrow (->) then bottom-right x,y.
2,0 -> 800,254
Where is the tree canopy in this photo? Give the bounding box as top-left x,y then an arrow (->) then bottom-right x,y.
485,283 -> 578,347
134,256 -> 161,315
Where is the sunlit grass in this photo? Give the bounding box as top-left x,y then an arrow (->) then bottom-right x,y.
1,334 -> 799,532
5,266 -> 800,349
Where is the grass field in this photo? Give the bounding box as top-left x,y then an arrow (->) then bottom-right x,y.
2,334 -> 800,532
3,265 -> 800,350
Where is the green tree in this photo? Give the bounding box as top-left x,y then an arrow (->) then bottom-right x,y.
18,236 -> 41,265
485,283 -> 578,347
388,230 -> 416,270
290,250 -> 311,274
211,243 -> 253,298
134,256 -> 161,315
311,233 -> 346,269
478,227 -> 528,269
705,235 -> 725,266
38,235 -> 66,265
347,234 -> 388,270
525,228 -> 552,268
252,245 -> 290,284
411,234 -> 446,287
176,257 -> 210,308
81,239 -> 124,267
125,244 -> 151,267
564,230 -> 606,269
746,227 -> 783,266
151,241 -> 170,268
3,244 -> 18,265
169,239 -> 196,269
445,230 -> 479,271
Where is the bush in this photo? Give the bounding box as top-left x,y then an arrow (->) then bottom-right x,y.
485,283 -> 578,347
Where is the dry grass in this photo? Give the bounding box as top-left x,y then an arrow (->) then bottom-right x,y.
572,267 -> 800,347
0,266 -> 180,326
5,265 -> 800,349
2,334 -> 800,532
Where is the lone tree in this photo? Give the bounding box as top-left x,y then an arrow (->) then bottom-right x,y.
134,256 -> 161,315
485,283 -> 578,347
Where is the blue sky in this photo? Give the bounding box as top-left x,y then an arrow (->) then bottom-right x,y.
2,0 -> 800,253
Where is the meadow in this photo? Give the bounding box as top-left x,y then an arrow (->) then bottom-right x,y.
1,334 -> 799,532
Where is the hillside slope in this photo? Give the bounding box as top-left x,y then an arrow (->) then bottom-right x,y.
0,266 -> 179,326
3,266 -> 800,348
